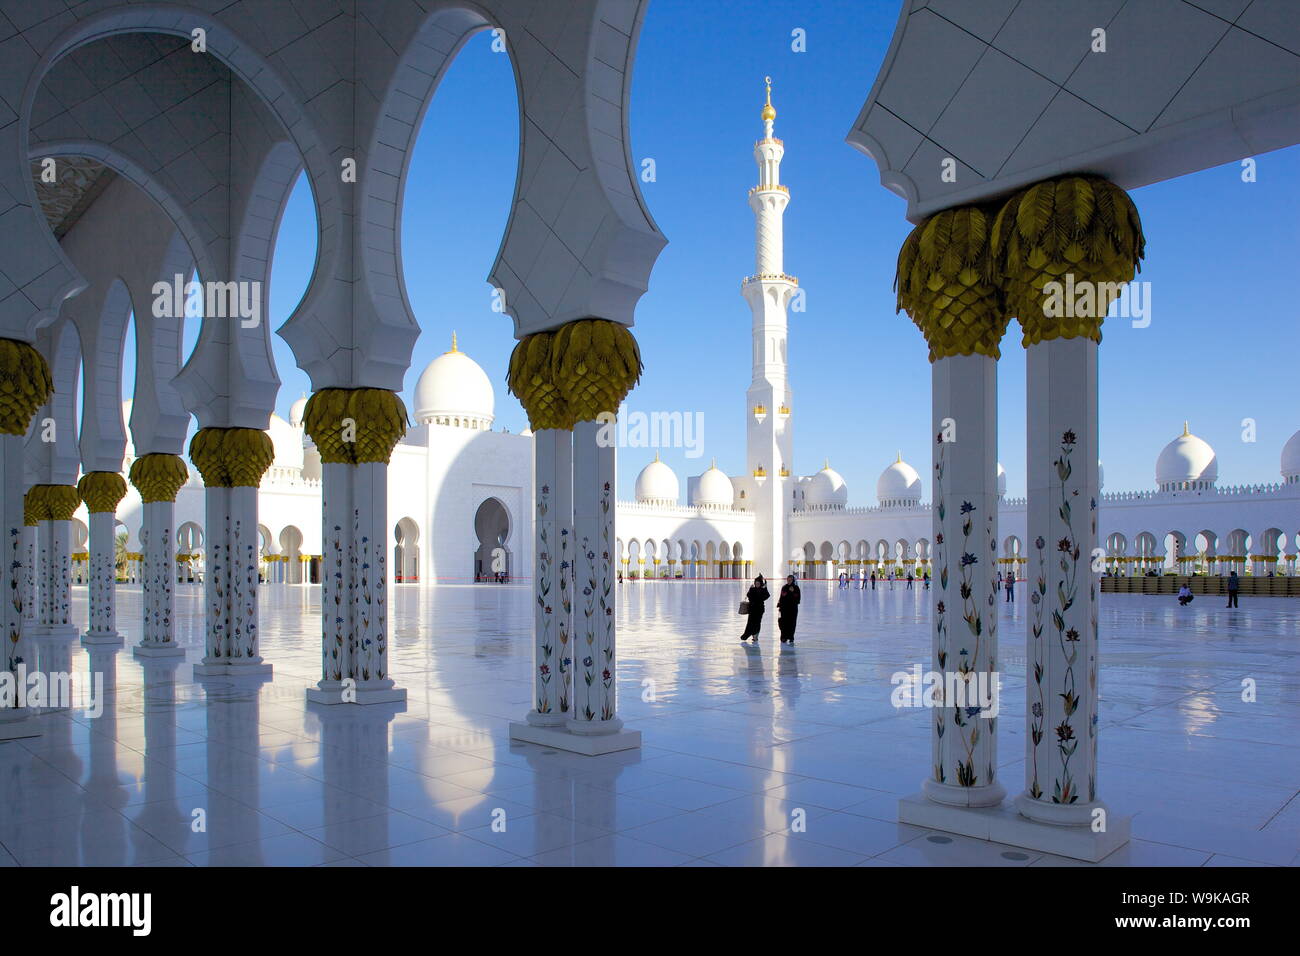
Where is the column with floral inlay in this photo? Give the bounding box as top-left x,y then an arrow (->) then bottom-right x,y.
895,205 -> 1008,808
304,388 -> 408,705
991,175 -> 1144,828
130,454 -> 190,657
78,472 -> 128,645
0,340 -> 54,737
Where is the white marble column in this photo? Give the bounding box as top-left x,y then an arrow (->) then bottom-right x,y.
83,511 -> 122,645
40,515 -> 77,639
511,422 -> 637,755
197,485 -> 230,673
136,500 -> 182,657
923,353 -> 1004,808
0,438 -> 38,738
523,428 -> 573,727
567,420 -> 634,745
307,461 -> 404,704
21,522 -> 37,628
1018,335 -> 1110,829
353,463 -> 392,688
224,486 -> 268,673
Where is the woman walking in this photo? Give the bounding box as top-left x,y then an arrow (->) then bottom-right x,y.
778,575 -> 801,644
740,574 -> 770,642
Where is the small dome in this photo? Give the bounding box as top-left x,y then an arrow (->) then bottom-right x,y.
806,460 -> 848,510
413,334 -> 495,429
289,393 -> 308,427
996,462 -> 1007,498
1156,422 -> 1217,490
695,460 -> 734,509
1281,430 -> 1300,482
877,452 -> 921,506
635,453 -> 679,505
265,413 -> 303,471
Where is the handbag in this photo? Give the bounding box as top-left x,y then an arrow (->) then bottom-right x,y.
738,599 -> 750,615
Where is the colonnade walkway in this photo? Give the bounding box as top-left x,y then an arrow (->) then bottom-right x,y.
1,582 -> 1295,866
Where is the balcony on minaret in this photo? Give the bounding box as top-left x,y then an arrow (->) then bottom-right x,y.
753,403 -> 767,423
753,465 -> 767,485
748,184 -> 788,197
741,273 -> 798,289
779,466 -> 791,477
778,404 -> 790,417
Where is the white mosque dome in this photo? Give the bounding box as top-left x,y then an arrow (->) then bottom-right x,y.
413,334 -> 495,429
1156,423 -> 1217,491
996,462 -> 1007,498
1281,430 -> 1300,483
806,461 -> 848,510
634,454 -> 679,505
877,453 -> 921,507
265,413 -> 304,471
289,393 -> 308,427
694,461 -> 734,509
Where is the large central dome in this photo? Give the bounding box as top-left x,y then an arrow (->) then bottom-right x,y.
413,334 -> 495,429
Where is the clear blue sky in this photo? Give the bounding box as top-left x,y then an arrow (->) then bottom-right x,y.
152,0 -> 1297,502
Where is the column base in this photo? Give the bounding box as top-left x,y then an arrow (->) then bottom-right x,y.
510,721 -> 641,755
82,630 -> 124,647
1013,791 -> 1111,827
0,708 -> 42,740
35,625 -> 78,641
133,643 -> 187,659
306,679 -> 406,706
193,658 -> 274,678
566,716 -> 625,736
899,792 -> 1130,863
922,777 -> 1006,808
525,709 -> 568,728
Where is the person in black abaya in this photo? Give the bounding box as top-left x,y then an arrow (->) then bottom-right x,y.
778,574 -> 801,644
739,574 -> 770,642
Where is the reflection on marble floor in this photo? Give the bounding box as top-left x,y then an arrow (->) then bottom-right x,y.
2,582 -> 1297,866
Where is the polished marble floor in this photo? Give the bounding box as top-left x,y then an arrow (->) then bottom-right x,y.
2,580 -> 1297,866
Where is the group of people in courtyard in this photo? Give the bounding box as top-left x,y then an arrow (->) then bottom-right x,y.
1177,570 -> 1241,607
739,574 -> 800,644
836,569 -> 933,590
734,560 -> 1248,645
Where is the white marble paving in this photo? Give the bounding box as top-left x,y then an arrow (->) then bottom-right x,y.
0,581 -> 1295,866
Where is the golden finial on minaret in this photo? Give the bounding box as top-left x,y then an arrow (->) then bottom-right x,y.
761,75 -> 776,123
447,330 -> 459,354
1183,420 -> 1189,436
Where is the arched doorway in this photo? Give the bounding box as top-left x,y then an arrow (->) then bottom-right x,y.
280,526 -> 305,584
473,498 -> 510,582
394,517 -> 420,583
176,522 -> 203,583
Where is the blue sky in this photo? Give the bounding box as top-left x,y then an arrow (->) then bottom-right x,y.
147,0 -> 1297,502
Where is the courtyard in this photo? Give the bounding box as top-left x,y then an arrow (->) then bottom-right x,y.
2,582 -> 1295,867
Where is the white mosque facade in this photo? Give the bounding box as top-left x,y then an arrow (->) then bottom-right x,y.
72,102 -> 1300,589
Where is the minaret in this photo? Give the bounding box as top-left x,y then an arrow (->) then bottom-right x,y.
742,76 -> 797,579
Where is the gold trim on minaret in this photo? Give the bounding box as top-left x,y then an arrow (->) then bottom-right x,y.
761,76 -> 776,123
